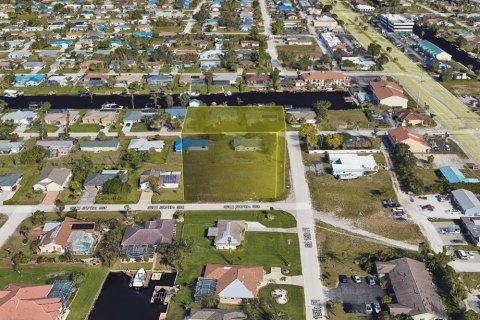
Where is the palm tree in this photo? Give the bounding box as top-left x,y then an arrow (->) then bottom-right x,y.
39,102 -> 51,140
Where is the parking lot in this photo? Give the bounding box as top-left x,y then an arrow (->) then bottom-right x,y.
327,276 -> 385,314
412,194 -> 460,218
432,221 -> 468,246
449,249 -> 480,262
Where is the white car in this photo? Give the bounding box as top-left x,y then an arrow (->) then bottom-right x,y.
468,251 -> 475,259
373,302 -> 381,313
365,303 -> 373,315
352,275 -> 361,283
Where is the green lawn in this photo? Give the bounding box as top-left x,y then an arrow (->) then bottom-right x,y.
25,123 -> 58,133
317,222 -> 421,287
69,123 -> 101,133
130,123 -> 149,132
0,265 -> 108,320
460,273 -> 480,290
108,110 -> 125,133
319,110 -> 373,130
258,285 -> 305,320
180,210 -> 296,228
3,166 -> 45,205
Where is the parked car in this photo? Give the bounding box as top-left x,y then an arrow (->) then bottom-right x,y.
352,275 -> 361,283
418,196 -> 428,200
421,204 -> 435,211
365,303 -> 373,315
468,251 -> 475,259
373,302 -> 381,313
392,207 -> 404,213
367,276 -> 376,286
339,275 -> 348,283
449,209 -> 460,214
456,250 -> 468,260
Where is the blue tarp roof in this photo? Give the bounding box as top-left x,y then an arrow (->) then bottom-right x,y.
175,138 -> 209,151
440,166 -> 479,184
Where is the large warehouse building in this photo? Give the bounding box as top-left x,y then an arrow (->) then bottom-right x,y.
452,189 -> 480,216
418,40 -> 452,61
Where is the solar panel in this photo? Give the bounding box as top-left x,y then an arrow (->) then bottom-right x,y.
72,223 -> 95,230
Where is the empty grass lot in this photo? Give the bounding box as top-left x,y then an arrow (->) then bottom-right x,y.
25,123 -> 59,133
319,109 -> 373,130
307,154 -> 424,244
277,45 -> 323,58
316,222 -> 421,287
258,285 -> 305,319
180,210 -> 296,228
460,273 -> 480,290
0,265 -> 108,320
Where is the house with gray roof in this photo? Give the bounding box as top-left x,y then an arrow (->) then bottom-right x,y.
460,217 -> 480,246
0,173 -> 22,191
33,168 -> 72,192
207,220 -> 247,250
83,170 -> 128,189
187,309 -> 247,320
121,219 -> 175,260
36,140 -> 74,157
452,189 -> 480,216
2,110 -> 37,126
0,140 -> 24,154
128,138 -> 164,152
232,136 -> 262,152
376,257 -> 446,319
121,111 -> 143,127
79,138 -> 119,152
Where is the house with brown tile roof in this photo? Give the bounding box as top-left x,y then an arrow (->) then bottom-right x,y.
376,258 -> 447,320
300,71 -> 350,89
45,110 -> 79,126
195,264 -> 264,304
395,109 -> 424,126
0,284 -> 63,320
82,110 -> 118,125
387,126 -> 431,153
39,217 -> 96,254
370,80 -> 408,108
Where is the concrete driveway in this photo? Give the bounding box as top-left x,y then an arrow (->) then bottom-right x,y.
79,187 -> 98,205
42,191 -> 59,205
0,191 -> 14,204
138,190 -> 153,204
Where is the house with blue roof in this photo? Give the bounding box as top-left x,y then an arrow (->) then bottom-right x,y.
182,0 -> 190,8
133,31 -> 152,38
110,39 -> 122,48
146,74 -> 173,86
174,139 -> 209,152
439,166 -> 479,184
15,74 -> 45,87
277,4 -> 294,11
52,39 -> 73,47
165,108 -> 187,119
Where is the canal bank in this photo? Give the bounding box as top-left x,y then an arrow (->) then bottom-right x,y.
2,91 -> 356,110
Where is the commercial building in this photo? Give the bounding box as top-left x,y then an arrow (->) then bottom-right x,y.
387,127 -> 431,153
320,32 -> 347,53
451,189 -> 480,216
380,14 -> 414,33
439,166 -> 480,184
300,71 -> 350,89
376,258 -> 446,320
417,40 -> 452,61
328,153 -> 378,179
460,217 -> 480,246
370,80 -> 408,108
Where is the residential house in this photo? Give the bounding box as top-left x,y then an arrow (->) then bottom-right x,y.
146,74 -> 172,86
0,173 -> 22,191
207,220 -> 247,250
82,110 -> 118,125
0,140 -> 24,154
128,138 -> 164,152
313,15 -> 338,29
286,109 -> 317,124
2,110 -> 36,126
80,138 -> 120,152
36,140 -> 74,157
232,136 -> 262,151
81,73 -> 108,86
301,71 -> 350,89
0,283 -> 72,320
387,127 -> 431,153
194,264 -> 264,304
174,138 -> 209,152
451,189 -> 480,216
46,75 -> 82,87
139,169 -> 181,190
14,74 -> 45,87
84,170 -> 127,189
370,80 -> 408,109
121,219 -> 175,259
165,108 -> 187,119
39,217 -> 96,254
395,109 -> 424,126
212,73 -> 238,86
376,258 -> 447,320
328,153 -> 378,179
33,168 -> 72,192
45,110 -> 80,126
187,309 -> 247,320
8,50 -> 31,59
245,74 -> 270,87
122,110 -> 144,127
240,40 -> 260,47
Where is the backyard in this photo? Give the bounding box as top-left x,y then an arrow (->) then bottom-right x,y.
319,109 -> 373,130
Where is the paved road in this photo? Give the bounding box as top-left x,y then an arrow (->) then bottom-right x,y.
286,131 -> 326,320
449,261 -> 480,272
333,1 -> 480,161
183,0 -> 207,34
258,0 -> 284,72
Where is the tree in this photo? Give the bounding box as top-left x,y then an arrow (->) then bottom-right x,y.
157,238 -> 193,270
55,199 -> 65,213
103,177 -> 128,194
299,123 -> 318,148
204,71 -> 213,93
71,271 -> 86,285
31,210 -> 46,225
426,155 -> 434,167
313,100 -> 332,120
367,42 -> 382,57
165,95 -> 174,107
272,20 -> 284,35
179,93 -> 190,107
377,54 -> 389,66
20,145 -> 46,164
269,68 -> 281,90
323,133 -> 344,149
149,176 -> 160,192
381,295 -> 392,304
200,293 -> 220,308
39,102 -> 51,140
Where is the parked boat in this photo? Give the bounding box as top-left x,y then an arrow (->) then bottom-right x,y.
101,102 -> 123,110
4,90 -> 24,98
130,268 -> 147,288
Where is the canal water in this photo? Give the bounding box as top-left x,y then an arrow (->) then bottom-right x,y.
2,91 -> 356,110
88,272 -> 176,320
413,24 -> 480,72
